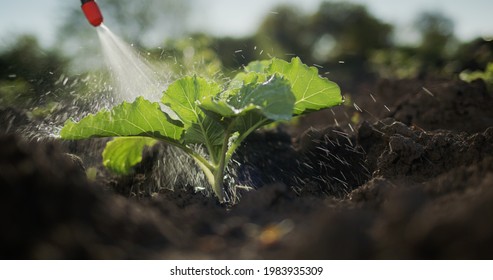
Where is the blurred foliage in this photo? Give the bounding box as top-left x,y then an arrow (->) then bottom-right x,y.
0,79 -> 32,107
369,10 -> 459,80
30,101 -> 62,119
251,2 -> 393,92
0,35 -> 69,109
254,2 -> 392,61
0,35 -> 109,121
460,62 -> 493,92
150,34 -> 224,79
370,47 -> 422,79
213,37 -> 259,71
414,12 -> 457,75
255,6 -> 311,60
310,2 -> 393,58
2,0 -> 493,117
453,38 -> 493,72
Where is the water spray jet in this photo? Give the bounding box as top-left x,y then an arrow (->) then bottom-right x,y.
81,0 -> 103,27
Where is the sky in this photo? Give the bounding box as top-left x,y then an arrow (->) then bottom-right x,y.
1,0 -> 492,49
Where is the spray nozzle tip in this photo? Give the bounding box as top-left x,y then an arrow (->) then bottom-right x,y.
81,0 -> 103,27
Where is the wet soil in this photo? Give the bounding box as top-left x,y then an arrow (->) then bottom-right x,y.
1,77 -> 492,259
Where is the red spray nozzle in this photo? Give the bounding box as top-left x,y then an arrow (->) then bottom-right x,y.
81,0 -> 103,27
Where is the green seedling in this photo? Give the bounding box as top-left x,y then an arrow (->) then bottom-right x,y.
60,57 -> 342,202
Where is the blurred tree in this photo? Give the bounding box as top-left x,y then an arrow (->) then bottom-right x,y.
454,38 -> 493,72
414,11 -> 456,75
309,1 -> 393,60
370,46 -> 422,79
255,1 -> 393,62
213,37 -> 258,70
255,5 -> 311,60
0,35 -> 68,108
309,2 -> 394,90
251,1 -> 393,92
370,11 -> 461,79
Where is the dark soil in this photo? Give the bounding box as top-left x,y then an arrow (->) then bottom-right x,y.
1,77 -> 492,259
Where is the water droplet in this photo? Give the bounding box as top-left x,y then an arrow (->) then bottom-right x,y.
353,102 -> 363,112
348,123 -> 354,132
370,93 -> 376,102
422,87 -> 435,97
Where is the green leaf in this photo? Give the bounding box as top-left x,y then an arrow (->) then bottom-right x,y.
229,71 -> 268,91
231,75 -> 295,121
184,115 -> 224,146
60,97 -> 183,140
102,137 -> 158,174
245,60 -> 272,73
161,76 -> 222,128
200,74 -> 294,122
267,57 -> 342,115
239,57 -> 342,115
162,76 -> 224,147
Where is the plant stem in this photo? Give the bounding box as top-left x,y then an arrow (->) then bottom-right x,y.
192,156 -> 216,193
211,132 -> 230,202
154,136 -> 214,171
154,135 -> 219,193
156,131 -> 227,201
225,119 -> 269,163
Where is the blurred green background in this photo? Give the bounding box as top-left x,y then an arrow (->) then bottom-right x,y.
1,0 -> 492,120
